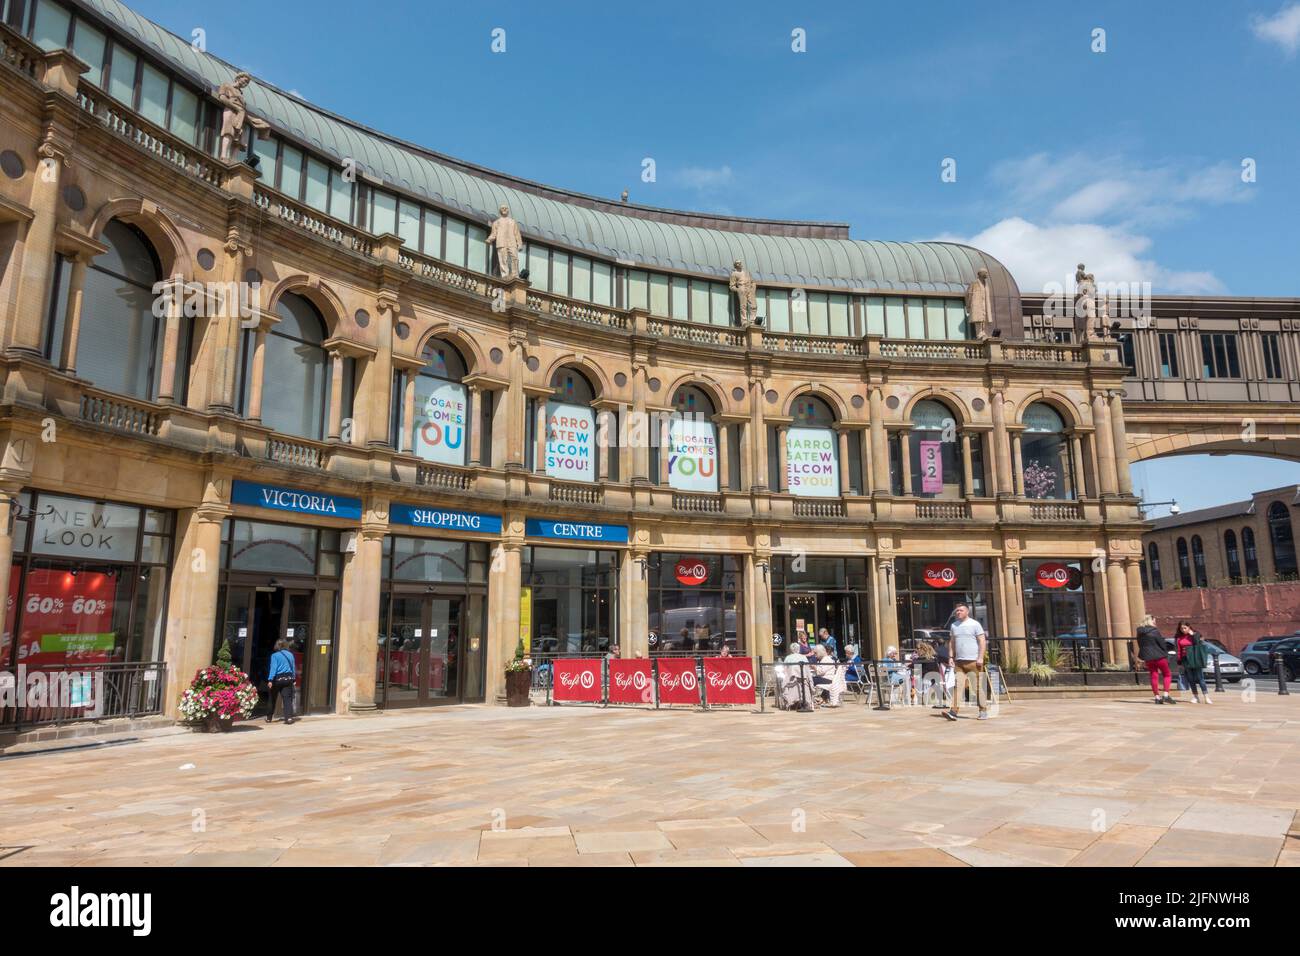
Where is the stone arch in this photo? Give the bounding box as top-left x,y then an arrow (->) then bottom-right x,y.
540,353 -> 611,401
412,322 -> 485,377
782,383 -> 848,421
264,274 -> 345,337
88,197 -> 189,278
1125,418 -> 1300,463
662,372 -> 729,416
1014,389 -> 1083,430
902,387 -> 971,426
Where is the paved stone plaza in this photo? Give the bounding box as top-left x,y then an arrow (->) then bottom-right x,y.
2,695 -> 1298,867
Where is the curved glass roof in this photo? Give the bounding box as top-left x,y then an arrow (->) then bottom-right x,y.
77,0 -> 1022,300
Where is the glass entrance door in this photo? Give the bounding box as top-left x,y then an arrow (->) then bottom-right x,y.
380,594 -> 472,706
784,592 -> 860,660
787,594 -> 817,652
216,585 -> 334,716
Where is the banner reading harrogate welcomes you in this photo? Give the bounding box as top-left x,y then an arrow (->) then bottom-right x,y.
413,379 -> 467,466
668,417 -> 719,492
545,401 -> 595,482
785,426 -> 839,497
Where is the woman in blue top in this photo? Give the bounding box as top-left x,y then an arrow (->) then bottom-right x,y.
266,638 -> 297,724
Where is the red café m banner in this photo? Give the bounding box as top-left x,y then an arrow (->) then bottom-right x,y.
655,657 -> 700,705
550,658 -> 603,703
607,659 -> 653,704
702,657 -> 756,705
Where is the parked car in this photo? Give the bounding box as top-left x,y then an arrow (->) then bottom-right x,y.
1202,643 -> 1244,683
1240,637 -> 1300,676
1277,645 -> 1300,684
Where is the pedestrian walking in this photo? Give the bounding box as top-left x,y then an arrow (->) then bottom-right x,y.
1175,621 -> 1212,704
944,603 -> 989,721
1134,615 -> 1176,705
266,638 -> 298,724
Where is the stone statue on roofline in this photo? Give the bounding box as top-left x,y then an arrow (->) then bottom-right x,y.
216,72 -> 270,163
729,259 -> 758,325
1073,262 -> 1107,340
965,267 -> 992,340
487,203 -> 524,280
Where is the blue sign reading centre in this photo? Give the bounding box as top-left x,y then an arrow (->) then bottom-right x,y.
232,480 -> 362,520
390,504 -> 502,534
525,519 -> 628,543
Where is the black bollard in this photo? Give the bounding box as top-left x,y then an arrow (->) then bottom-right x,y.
1276,650 -> 1290,696
1213,651 -> 1224,694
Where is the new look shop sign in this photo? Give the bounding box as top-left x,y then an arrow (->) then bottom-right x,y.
232,481 -> 362,520
525,519 -> 629,543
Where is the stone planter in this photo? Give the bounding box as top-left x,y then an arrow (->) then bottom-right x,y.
505,669 -> 532,707
1083,671 -> 1140,686
204,714 -> 235,733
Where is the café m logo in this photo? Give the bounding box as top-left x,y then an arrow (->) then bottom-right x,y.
50,886 -> 151,936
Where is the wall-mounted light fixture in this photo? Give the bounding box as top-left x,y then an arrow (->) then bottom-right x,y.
634,556 -> 647,580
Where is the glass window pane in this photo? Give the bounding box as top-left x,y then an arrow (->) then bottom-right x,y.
421,209 -> 443,257
946,300 -> 968,339
252,135 -> 278,183
808,293 -> 829,336
669,278 -> 688,320
828,294 -> 850,336
710,283 -> 730,325
468,224 -> 488,272
925,298 -> 946,340
789,291 -> 810,335
906,298 -> 926,339
445,217 -> 467,267
303,157 -> 330,212
72,18 -> 106,87
370,189 -> 396,236
527,244 -> 548,290
690,281 -> 709,323
767,290 -> 790,332
866,296 -> 886,335
108,45 -> 137,106
627,270 -> 647,310
168,84 -> 198,144
649,273 -> 669,316
229,521 -> 318,575
885,298 -> 905,338
552,251 -> 569,296
593,261 -> 613,306
138,62 -> 168,126
397,200 -> 421,250
279,145 -> 303,200
571,256 -> 591,301
329,166 -> 353,222
31,0 -> 70,51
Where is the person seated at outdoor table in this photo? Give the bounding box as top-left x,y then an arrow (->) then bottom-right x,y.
811,645 -> 845,707
718,645 -> 732,658
843,644 -> 862,682
883,646 -> 907,685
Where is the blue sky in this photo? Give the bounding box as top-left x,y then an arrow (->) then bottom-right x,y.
127,0 -> 1300,510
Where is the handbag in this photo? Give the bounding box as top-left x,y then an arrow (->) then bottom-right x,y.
271,651 -> 296,687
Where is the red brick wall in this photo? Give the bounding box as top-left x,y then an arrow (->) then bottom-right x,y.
1143,582 -> 1300,653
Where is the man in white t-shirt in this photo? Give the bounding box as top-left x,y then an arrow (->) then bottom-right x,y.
944,603 -> 988,721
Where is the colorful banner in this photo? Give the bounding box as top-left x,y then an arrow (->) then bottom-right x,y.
231,480 -> 362,520
15,567 -> 117,667
919,439 -> 943,493
519,587 -> 532,655
607,659 -> 653,704
390,504 -> 501,534
524,519 -> 629,543
551,657 -> 603,702
668,417 -> 718,493
655,657 -> 700,705
923,563 -> 959,588
674,558 -> 709,586
413,380 -> 468,465
1035,562 -> 1070,589
785,426 -> 839,498
702,657 -> 756,705
545,401 -> 595,482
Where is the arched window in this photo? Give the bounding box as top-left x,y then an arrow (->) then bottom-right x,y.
785,395 -> 839,498
909,399 -> 964,499
78,220 -> 171,400
1224,530 -> 1241,583
1147,542 -> 1163,591
413,340 -> 468,466
1268,501 -> 1297,579
1176,537 -> 1192,588
1243,527 -> 1260,579
543,367 -> 597,482
1021,403 -> 1075,500
668,385 -> 718,493
247,292 -> 329,440
1191,535 -> 1207,588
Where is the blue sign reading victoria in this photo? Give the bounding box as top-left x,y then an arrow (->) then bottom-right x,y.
390,504 -> 502,534
525,519 -> 629,543
231,480 -> 362,520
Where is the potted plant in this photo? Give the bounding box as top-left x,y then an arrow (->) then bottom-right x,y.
179,640 -> 259,731
504,639 -> 532,707
1029,662 -> 1057,685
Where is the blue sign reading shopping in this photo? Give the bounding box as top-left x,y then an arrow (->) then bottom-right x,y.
525,519 -> 628,543
390,504 -> 502,534
231,480 -> 362,520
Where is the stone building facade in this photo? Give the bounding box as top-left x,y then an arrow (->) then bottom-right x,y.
0,0 -> 1256,721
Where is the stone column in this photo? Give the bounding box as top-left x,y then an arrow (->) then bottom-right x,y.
990,390 -> 1012,496
366,305 -> 395,448
776,424 -> 789,492
1070,433 -> 1087,497
623,549 -> 649,657
8,140 -> 66,356
467,384 -> 482,467
533,399 -> 547,475
874,558 -> 898,657
837,428 -> 851,495
632,366 -> 650,483
1011,432 -> 1025,496
486,535 -> 524,702
326,348 -> 345,441
658,415 -> 671,485
749,378 -> 768,492
1091,392 -> 1118,496
210,240 -> 247,413
155,275 -> 185,404
745,552 -> 774,663
960,433 -> 975,497
1105,558 -> 1132,644
504,332 -> 526,470
57,254 -> 89,373
1123,557 -> 1146,645
0,486 -> 22,650
715,419 -> 730,491
161,501 -> 230,719
337,519 -> 387,712
402,372 -> 416,453
737,420 -> 753,490
898,430 -> 912,495
1000,559 -> 1027,668
859,425 -> 873,494
869,387 -> 889,494
245,326 -> 268,421
1109,392 -> 1132,495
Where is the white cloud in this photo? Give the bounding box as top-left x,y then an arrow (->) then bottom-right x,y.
1252,3 -> 1300,55
675,165 -> 734,190
937,217 -> 1225,296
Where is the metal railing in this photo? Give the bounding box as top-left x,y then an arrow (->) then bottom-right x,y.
0,661 -> 167,732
